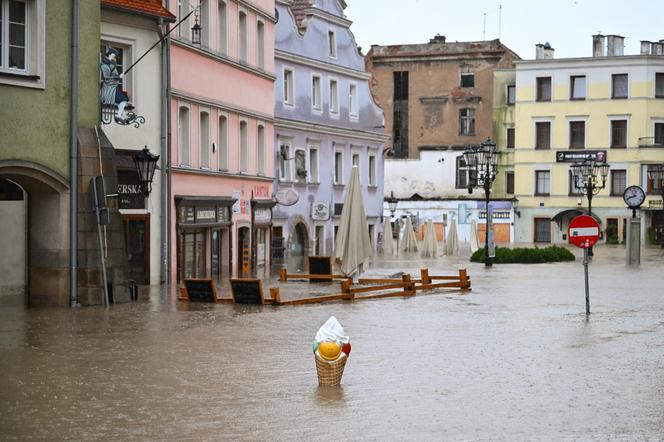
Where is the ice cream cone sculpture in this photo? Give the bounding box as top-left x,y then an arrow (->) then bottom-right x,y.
313,316 -> 350,386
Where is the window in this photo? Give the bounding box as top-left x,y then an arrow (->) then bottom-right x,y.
459,108 -> 475,136
368,153 -> 376,186
311,74 -> 321,111
256,21 -> 265,69
329,79 -> 339,114
256,124 -> 265,174
328,29 -> 336,58
507,85 -> 516,105
283,68 -> 293,106
1,0 -> 26,70
200,0 -> 210,46
611,170 -> 626,196
218,115 -> 228,170
279,142 -> 290,180
612,73 -> 628,99
611,120 -> 627,148
460,73 -> 474,87
655,122 -> 664,145
535,170 -> 550,196
393,71 -> 409,158
656,73 -> 664,98
178,0 -> 190,40
0,0 -> 45,87
239,120 -> 248,172
569,171 -> 583,195
534,218 -> 551,243
217,1 -> 227,53
334,149 -> 343,184
178,106 -> 190,166
506,171 -> 514,194
456,156 -> 470,188
570,75 -> 586,100
238,11 -> 247,62
536,77 -> 551,101
569,121 -> 585,149
294,149 -> 306,183
506,127 -> 515,148
199,111 -> 210,169
352,152 -> 360,167
349,83 -> 358,118
647,164 -> 664,193
100,41 -> 132,98
535,122 -> 551,149
308,145 -> 319,182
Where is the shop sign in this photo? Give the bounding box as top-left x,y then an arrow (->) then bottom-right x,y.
180,206 -> 195,223
479,210 -> 511,219
196,207 -> 216,223
117,170 -> 145,210
311,202 -> 330,221
648,199 -> 663,209
254,208 -> 272,223
217,206 -> 231,223
253,185 -> 270,198
275,188 -> 299,206
556,150 -> 607,163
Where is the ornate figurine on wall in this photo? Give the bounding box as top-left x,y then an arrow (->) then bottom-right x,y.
100,47 -> 144,127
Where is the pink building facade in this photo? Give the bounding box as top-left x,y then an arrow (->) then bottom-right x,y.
168,0 -> 276,285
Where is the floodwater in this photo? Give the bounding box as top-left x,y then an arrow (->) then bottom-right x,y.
1,246 -> 664,440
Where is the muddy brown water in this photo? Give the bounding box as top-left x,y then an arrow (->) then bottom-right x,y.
1,246 -> 664,440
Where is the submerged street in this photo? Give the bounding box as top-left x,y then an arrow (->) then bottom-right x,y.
1,246 -> 664,440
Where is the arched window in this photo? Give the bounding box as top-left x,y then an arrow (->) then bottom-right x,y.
257,124 -> 265,174
218,1 -> 228,54
239,120 -> 248,172
178,106 -> 190,166
256,21 -> 265,69
218,114 -> 229,171
200,111 -> 210,169
238,11 -> 247,62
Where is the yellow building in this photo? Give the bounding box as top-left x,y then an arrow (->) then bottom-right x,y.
513,37 -> 664,245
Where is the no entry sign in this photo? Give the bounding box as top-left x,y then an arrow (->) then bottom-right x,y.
568,215 -> 600,249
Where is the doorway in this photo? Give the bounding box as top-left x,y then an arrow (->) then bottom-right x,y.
290,222 -> 308,272
238,226 -> 250,276
122,214 -> 149,285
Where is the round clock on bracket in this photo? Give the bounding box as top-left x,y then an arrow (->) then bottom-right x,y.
623,185 -> 646,209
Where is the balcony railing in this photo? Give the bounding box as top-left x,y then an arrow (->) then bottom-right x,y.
638,137 -> 664,147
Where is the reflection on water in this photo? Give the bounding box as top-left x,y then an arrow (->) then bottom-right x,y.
1,246 -> 664,439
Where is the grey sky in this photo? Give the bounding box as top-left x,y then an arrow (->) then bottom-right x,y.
345,0 -> 663,60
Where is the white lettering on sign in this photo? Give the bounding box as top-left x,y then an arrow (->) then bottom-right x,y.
570,227 -> 599,237
197,209 -> 216,220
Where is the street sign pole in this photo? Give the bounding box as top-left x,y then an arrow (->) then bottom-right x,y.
583,247 -> 590,315
568,215 -> 600,316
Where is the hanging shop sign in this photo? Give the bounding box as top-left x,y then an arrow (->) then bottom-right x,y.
275,188 -> 299,206
254,208 -> 272,224
556,150 -> 607,163
311,202 -> 330,221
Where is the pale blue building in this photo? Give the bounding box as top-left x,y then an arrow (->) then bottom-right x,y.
272,0 -> 387,271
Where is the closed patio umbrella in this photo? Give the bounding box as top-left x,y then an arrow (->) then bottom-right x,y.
421,219 -> 437,258
445,217 -> 459,256
382,219 -> 394,255
334,166 -> 372,276
401,217 -> 419,253
470,219 -> 480,253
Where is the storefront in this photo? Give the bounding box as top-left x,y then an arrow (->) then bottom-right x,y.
175,196 -> 235,284
251,199 -> 276,277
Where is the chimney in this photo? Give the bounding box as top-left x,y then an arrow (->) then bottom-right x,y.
653,42 -> 664,55
542,42 -> 554,59
428,34 -> 446,44
607,35 -> 625,56
641,41 -> 652,55
535,43 -> 544,59
593,34 -> 606,57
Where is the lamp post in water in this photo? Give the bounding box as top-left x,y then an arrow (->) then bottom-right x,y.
570,159 -> 610,257
386,191 -> 401,256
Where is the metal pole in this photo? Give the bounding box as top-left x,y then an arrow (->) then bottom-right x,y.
396,218 -> 400,257
485,181 -> 492,267
92,179 -> 110,307
587,182 -> 594,257
69,0 -> 79,308
583,247 -> 590,315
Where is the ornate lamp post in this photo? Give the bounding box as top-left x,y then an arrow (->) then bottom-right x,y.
647,164 -> 664,248
385,191 -> 401,256
132,146 -> 160,197
463,138 -> 499,267
570,159 -> 610,256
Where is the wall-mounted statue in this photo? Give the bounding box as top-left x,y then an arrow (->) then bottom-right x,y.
100,47 -> 144,127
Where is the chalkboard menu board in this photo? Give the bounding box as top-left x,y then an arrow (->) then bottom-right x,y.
308,256 -> 333,282
230,279 -> 264,304
183,279 -> 218,302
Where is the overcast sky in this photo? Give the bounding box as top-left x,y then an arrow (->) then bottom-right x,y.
345,0 -> 663,60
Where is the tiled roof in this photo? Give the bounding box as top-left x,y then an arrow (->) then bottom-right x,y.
102,0 -> 176,22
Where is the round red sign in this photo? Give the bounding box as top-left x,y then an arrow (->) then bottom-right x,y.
568,215 -> 600,249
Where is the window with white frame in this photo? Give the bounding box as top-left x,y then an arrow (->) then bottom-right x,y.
328,29 -> 336,58
610,169 -> 626,196
200,111 -> 210,169
178,0 -> 190,40
535,121 -> 551,149
256,20 -> 265,69
349,83 -> 358,118
283,68 -> 294,106
569,120 -> 585,149
308,144 -> 319,182
0,0 -> 45,86
217,0 -> 228,54
459,108 -> 475,136
238,10 -> 247,62
368,152 -> 376,186
256,124 -> 265,174
570,75 -> 586,100
279,142 -> 291,181
329,78 -> 339,114
456,156 -> 470,188
610,119 -> 627,148
351,150 -> 360,184
178,106 -> 190,166
218,114 -> 228,170
334,148 -> 343,184
311,74 -> 321,111
239,120 -> 248,172
535,170 -> 550,196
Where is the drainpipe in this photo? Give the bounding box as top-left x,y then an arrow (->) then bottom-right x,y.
166,0 -> 173,284
159,17 -> 168,284
69,0 -> 79,307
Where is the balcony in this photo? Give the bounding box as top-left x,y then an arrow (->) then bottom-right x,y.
638,137 -> 664,148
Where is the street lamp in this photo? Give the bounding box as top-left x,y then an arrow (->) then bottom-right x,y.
570,159 -> 610,256
133,146 -> 160,197
511,196 -> 520,218
647,164 -> 664,248
191,11 -> 202,46
464,138 -> 499,267
385,191 -> 401,255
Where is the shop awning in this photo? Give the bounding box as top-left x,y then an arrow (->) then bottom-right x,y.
552,208 -> 602,226
175,195 -> 236,207
251,198 -> 277,209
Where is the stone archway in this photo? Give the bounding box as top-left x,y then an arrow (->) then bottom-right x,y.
286,215 -> 310,272
0,161 -> 70,306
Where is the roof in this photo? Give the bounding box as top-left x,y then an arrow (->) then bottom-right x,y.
369,38 -> 520,61
102,0 -> 176,22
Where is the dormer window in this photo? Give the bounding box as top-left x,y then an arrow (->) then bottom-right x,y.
328,29 -> 337,58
